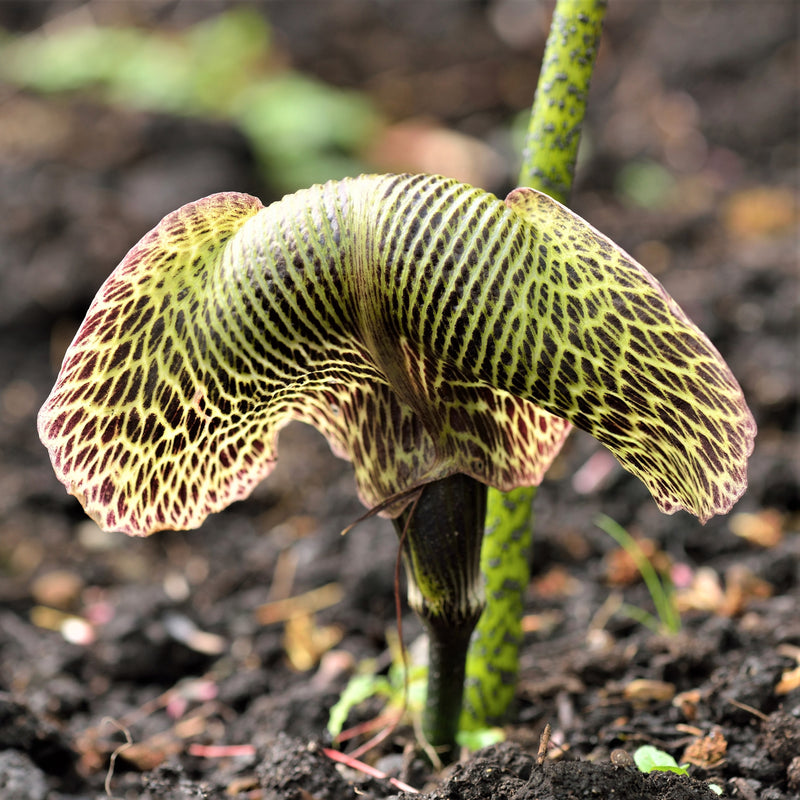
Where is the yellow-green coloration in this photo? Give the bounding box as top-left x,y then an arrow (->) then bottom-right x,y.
465,0 -> 609,733
38,172 -> 755,538
461,486 -> 533,729
519,0 -> 607,202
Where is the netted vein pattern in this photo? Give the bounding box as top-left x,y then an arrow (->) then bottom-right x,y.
38,173 -> 754,535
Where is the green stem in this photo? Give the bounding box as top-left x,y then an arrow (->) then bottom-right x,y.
463,0 -> 607,731
397,0 -> 607,756
519,0 -> 608,204
461,486 -> 535,728
393,474 -> 487,761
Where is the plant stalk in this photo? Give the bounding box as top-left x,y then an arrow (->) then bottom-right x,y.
392,474 -> 487,761
519,0 -> 608,205
397,0 -> 608,757
463,0 -> 608,731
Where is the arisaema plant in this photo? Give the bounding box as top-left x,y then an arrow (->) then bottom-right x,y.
38,0 -> 755,764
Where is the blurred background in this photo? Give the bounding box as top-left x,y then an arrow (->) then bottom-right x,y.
0,0 -> 797,792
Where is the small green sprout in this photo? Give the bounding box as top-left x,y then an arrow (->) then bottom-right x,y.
634,745 -> 723,795
634,744 -> 688,775
327,659 -> 426,743
328,652 -> 503,752
596,514 -> 681,635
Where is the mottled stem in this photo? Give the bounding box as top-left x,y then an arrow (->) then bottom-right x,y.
519,0 -> 608,205
393,474 -> 487,760
464,0 -> 607,730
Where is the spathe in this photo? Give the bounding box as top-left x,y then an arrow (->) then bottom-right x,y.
38,173 -> 755,536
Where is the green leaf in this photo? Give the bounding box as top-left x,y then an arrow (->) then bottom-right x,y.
633,745 -> 686,775
327,672 -> 393,740
0,10 -> 270,112
634,746 -> 724,795
1,27 -> 145,92
616,161 -> 676,209
0,13 -> 373,191
387,660 -> 427,712
234,74 -> 377,189
456,726 -> 506,751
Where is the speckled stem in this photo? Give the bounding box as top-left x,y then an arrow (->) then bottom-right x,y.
519,0 -> 607,204
463,0 -> 607,731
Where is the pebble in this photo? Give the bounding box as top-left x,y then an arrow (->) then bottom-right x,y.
0,750 -> 48,800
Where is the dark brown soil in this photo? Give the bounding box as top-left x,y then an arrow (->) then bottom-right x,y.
0,2 -> 797,799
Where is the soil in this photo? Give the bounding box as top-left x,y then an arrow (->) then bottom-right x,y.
0,2 -> 798,799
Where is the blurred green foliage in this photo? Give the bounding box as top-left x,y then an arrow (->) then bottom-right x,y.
0,8 -> 379,192
615,160 -> 676,209
596,514 -> 681,636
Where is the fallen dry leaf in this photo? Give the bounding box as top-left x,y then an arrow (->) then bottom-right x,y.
284,613 -> 343,672
722,185 -> 798,240
367,119 -> 505,190
30,569 -> 84,609
677,564 -> 773,618
623,678 -> 676,705
29,605 -> 95,645
520,610 -> 563,635
719,565 -> 773,617
673,689 -> 703,722
681,726 -> 727,768
729,509 -> 784,548
256,582 -> 344,625
225,773 -> 259,795
776,664 -> 800,695
534,566 -> 581,598
120,736 -> 181,771
676,567 -> 725,614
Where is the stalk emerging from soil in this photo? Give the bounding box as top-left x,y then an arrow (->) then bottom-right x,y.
463,0 -> 608,733
394,475 -> 486,757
